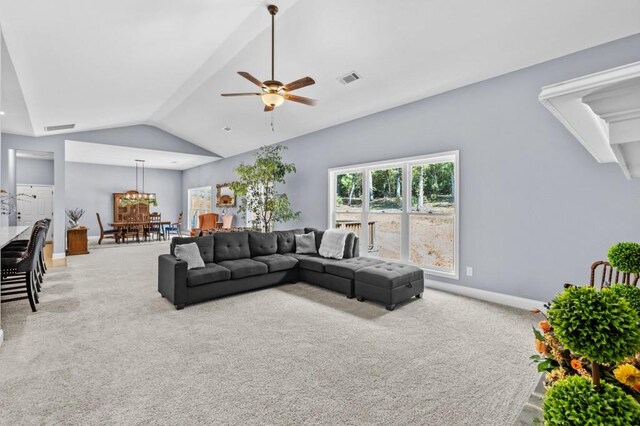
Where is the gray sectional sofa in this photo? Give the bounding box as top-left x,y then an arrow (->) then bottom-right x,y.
158,227 -> 424,311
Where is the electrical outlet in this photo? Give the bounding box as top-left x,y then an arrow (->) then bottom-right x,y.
466,267 -> 473,277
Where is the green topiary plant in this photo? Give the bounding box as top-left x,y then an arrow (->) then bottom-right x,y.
607,284 -> 640,315
543,375 -> 640,426
547,286 -> 640,366
608,242 -> 640,274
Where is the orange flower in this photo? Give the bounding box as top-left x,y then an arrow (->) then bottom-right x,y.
535,339 -> 548,355
539,320 -> 552,334
570,359 -> 583,371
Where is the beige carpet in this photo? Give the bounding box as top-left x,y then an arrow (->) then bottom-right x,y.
0,242 -> 540,425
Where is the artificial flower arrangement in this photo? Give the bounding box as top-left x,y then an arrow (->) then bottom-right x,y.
531,242 -> 640,425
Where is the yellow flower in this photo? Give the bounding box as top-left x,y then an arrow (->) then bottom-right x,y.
614,364 -> 640,390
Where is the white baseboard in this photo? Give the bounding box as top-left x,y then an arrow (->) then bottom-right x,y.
425,279 -> 546,311
52,252 -> 66,260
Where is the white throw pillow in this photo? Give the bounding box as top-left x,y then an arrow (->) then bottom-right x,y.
295,232 -> 317,254
174,242 -> 205,270
319,229 -> 351,259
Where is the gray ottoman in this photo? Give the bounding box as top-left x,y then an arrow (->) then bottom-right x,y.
354,262 -> 424,310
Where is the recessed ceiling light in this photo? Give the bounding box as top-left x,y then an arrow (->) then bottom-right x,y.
222,126 -> 232,132
0,111 -> 5,116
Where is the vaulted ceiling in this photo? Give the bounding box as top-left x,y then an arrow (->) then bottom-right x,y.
2,0 -> 640,159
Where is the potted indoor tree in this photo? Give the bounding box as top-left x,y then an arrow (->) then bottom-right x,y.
230,145 -> 300,232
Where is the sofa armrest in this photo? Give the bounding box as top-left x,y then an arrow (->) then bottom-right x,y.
158,254 -> 188,309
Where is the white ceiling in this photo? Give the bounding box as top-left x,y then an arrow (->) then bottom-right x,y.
64,140 -> 218,170
2,0 -> 640,159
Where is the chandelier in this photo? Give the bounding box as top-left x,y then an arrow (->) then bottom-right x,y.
122,160 -> 157,204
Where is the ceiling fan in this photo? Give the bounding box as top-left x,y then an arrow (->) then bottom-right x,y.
221,4 -> 317,112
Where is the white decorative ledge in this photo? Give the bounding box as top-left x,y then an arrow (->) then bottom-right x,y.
539,61 -> 640,179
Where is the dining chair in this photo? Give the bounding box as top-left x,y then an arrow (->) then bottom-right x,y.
1,225 -> 47,312
165,212 -> 183,239
123,216 -> 141,243
96,212 -> 120,244
149,212 -> 163,241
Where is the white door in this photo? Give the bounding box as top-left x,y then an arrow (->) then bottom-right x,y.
17,184 -> 54,241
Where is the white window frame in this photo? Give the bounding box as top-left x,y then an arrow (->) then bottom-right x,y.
187,186 -> 212,231
328,150 -> 460,280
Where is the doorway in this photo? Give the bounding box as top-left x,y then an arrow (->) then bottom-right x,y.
16,184 -> 54,241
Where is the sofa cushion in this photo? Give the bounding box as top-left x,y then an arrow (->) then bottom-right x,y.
174,242 -> 206,270
214,232 -> 250,262
355,262 -> 424,289
296,253 -> 337,273
274,229 -> 304,254
248,231 -> 278,257
171,236 -> 214,264
295,232 -> 317,254
304,227 -> 325,250
325,257 -> 384,279
252,254 -> 298,273
217,258 -> 268,279
187,263 -> 231,287
284,253 -> 313,260
343,232 -> 357,259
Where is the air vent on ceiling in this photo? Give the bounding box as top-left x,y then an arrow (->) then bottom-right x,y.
338,71 -> 361,85
44,123 -> 75,132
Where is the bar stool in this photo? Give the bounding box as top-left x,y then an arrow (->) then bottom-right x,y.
1,226 -> 47,312
4,220 -> 49,287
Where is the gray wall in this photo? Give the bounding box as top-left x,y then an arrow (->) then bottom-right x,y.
65,162 -> 182,237
16,158 -> 54,185
1,125 -> 210,255
183,34 -> 640,302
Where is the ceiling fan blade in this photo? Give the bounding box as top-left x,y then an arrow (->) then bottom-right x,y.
238,71 -> 266,88
264,105 -> 274,112
284,93 -> 317,106
220,93 -> 261,97
283,76 -> 315,92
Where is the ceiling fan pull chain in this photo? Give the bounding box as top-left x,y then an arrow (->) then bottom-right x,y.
271,111 -> 275,132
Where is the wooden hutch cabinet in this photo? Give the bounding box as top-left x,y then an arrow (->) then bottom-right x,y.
113,192 -> 150,221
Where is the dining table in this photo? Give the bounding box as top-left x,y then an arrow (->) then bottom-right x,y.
108,220 -> 171,242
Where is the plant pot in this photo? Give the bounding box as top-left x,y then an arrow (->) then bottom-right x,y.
66,228 -> 89,256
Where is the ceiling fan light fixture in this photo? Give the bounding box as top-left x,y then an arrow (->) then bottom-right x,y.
262,92 -> 285,107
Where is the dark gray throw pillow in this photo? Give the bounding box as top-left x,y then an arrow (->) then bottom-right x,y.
174,242 -> 205,270
295,232 -> 317,254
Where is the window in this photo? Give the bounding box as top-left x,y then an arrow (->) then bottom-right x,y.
187,186 -> 212,230
329,151 -> 459,279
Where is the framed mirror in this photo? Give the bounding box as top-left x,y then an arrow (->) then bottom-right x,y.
216,183 -> 236,207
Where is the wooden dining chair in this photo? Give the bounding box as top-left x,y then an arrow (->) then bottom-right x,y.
123,216 -> 141,243
96,213 -> 120,244
165,212 -> 183,239
149,212 -> 163,241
